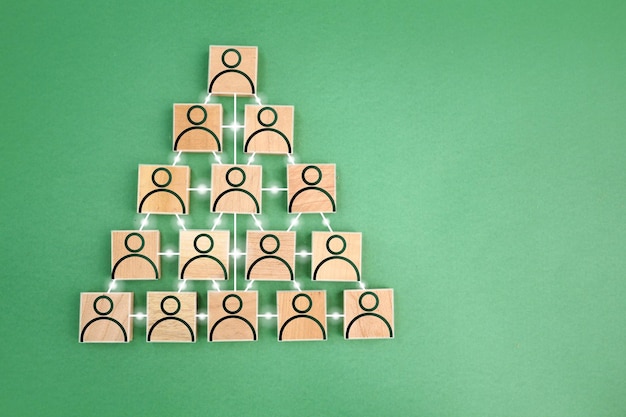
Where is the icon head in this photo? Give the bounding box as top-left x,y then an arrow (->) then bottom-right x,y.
301,165 -> 322,186
223,294 -> 243,315
161,295 -> 181,316
326,235 -> 346,255
358,291 -> 379,312
292,293 -> 313,314
225,166 -> 246,188
187,105 -> 207,126
125,232 -> 145,253
194,233 -> 214,254
151,167 -> 173,188
221,48 -> 242,69
93,295 -> 114,316
257,107 -> 278,127
259,234 -> 280,255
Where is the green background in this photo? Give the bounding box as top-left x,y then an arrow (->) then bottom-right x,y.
2,1 -> 625,416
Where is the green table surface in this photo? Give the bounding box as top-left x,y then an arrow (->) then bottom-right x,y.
2,1 -> 625,416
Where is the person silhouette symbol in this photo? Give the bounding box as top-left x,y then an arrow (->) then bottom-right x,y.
174,105 -> 221,151
208,48 -> 255,95
180,233 -> 228,280
212,166 -> 260,213
345,291 -> 393,339
80,295 -> 129,342
138,167 -> 187,214
312,234 -> 360,281
288,165 -> 336,212
111,232 -> 159,279
147,295 -> 195,342
246,233 -> 294,281
278,293 -> 326,341
209,293 -> 257,341
244,106 -> 292,153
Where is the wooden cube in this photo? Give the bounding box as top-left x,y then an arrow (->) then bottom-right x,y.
245,231 -> 295,281
344,289 -> 394,340
178,230 -> 230,280
311,231 -> 361,281
287,164 -> 336,213
137,165 -> 190,214
210,164 -> 262,213
277,291 -> 327,341
208,291 -> 258,342
111,230 -> 160,280
243,105 -> 294,154
208,45 -> 257,96
173,103 -> 223,152
79,292 -> 133,343
147,292 -> 197,342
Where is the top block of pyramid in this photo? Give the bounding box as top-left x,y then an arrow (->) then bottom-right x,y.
208,46 -> 258,97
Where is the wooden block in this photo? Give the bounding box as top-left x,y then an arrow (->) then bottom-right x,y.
210,164 -> 262,213
245,231 -> 295,281
79,292 -> 133,343
277,291 -> 327,341
137,165 -> 190,214
311,231 -> 361,281
146,292 -> 197,342
243,105 -> 294,154
178,230 -> 229,280
287,164 -> 336,213
173,103 -> 223,152
111,230 -> 160,280
208,291 -> 258,342
344,289 -> 394,340
208,45 -> 257,96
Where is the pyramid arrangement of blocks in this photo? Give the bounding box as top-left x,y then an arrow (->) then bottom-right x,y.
79,45 -> 394,343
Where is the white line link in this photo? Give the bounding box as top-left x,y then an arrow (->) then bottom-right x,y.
211,212 -> 223,231
172,151 -> 182,166
188,188 -> 211,192
212,151 -> 222,164
175,214 -> 187,231
253,93 -> 263,106
233,213 -> 237,291
247,153 -> 256,165
204,93 -> 212,104
139,213 -> 150,231
261,187 -> 288,192
244,281 -> 254,292
258,314 -> 278,318
251,213 -> 263,231
320,212 -> 333,232
178,280 -> 186,293
287,212 -> 302,232
212,280 -> 221,292
107,281 -> 116,293
233,94 -> 237,165
158,252 -> 180,256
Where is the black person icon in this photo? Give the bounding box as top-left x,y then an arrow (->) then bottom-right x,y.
312,232 -> 361,282
287,164 -> 336,213
173,104 -> 222,152
178,230 -> 229,280
207,46 -> 258,96
79,293 -> 133,343
246,231 -> 295,281
344,289 -> 394,340
111,230 -> 160,280
208,292 -> 258,342
147,292 -> 196,342
137,165 -> 190,214
243,105 -> 294,154
210,164 -> 262,213
277,291 -> 327,341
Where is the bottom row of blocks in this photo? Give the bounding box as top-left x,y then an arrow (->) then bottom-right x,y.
79,289 -> 394,343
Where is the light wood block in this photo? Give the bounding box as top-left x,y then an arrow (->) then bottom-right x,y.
344,289 -> 394,340
111,230 -> 160,280
243,105 -> 294,154
311,231 -> 361,281
137,165 -> 190,214
79,292 -> 133,343
245,231 -> 295,281
277,291 -> 327,341
147,292 -> 197,342
208,45 -> 257,96
173,103 -> 223,152
210,164 -> 262,213
287,164 -> 336,213
208,291 -> 258,342
178,230 -> 229,280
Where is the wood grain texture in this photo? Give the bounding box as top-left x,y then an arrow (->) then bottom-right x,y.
79,292 -> 133,343
208,45 -> 257,96
178,230 -> 229,280
277,290 -> 327,341
146,292 -> 197,343
111,230 -> 160,280
173,103 -> 222,152
287,164 -> 336,213
245,230 -> 295,281
208,291 -> 258,342
344,289 -> 394,340
137,165 -> 190,214
210,164 -> 262,213
311,231 -> 361,281
243,105 -> 294,154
